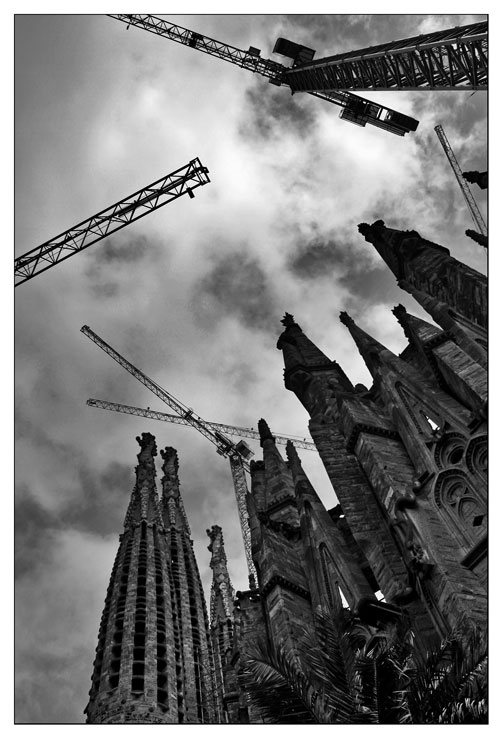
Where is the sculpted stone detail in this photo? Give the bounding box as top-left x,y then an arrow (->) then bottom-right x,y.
465,435 -> 488,479
433,432 -> 467,468
433,470 -> 486,547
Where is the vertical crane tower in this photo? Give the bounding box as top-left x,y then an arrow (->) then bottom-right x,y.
81,325 -> 258,588
434,124 -> 487,237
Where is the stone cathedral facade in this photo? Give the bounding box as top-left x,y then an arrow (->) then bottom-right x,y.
86,219 -> 487,723
219,220 -> 487,722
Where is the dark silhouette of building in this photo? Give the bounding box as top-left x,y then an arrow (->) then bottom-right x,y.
216,219 -> 487,722
86,219 -> 487,723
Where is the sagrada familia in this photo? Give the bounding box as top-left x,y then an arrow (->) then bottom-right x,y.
84,218 -> 487,723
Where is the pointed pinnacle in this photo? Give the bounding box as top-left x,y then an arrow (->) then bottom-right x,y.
258,418 -> 275,446
136,432 -> 157,462
160,445 -> 178,473
339,310 -> 354,328
281,312 -> 296,328
285,440 -> 302,470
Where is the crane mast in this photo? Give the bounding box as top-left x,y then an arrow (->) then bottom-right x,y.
81,325 -> 258,587
86,397 -> 318,451
111,14 -> 419,136
434,124 -> 487,237
283,21 -> 487,92
15,158 -> 210,286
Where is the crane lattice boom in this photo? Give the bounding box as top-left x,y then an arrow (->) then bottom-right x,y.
285,21 -> 487,92
86,397 -> 318,451
111,14 -> 419,136
15,158 -> 210,286
434,125 -> 487,237
81,325 -> 258,586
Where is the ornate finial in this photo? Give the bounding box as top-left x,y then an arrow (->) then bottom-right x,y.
161,446 -> 179,474
285,440 -> 301,467
463,170 -> 477,184
207,524 -> 224,551
258,418 -> 274,446
392,304 -> 407,319
462,170 -> 487,189
465,229 -> 488,248
339,311 -> 354,327
358,220 -> 385,241
281,312 -> 295,328
136,432 -> 157,457
250,459 -> 265,473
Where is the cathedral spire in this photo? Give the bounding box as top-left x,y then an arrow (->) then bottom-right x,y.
123,432 -> 164,529
160,446 -> 191,533
339,311 -> 390,379
285,441 -> 377,613
256,418 -> 298,524
207,525 -> 235,625
258,417 -> 275,447
358,219 -> 487,329
357,219 -> 448,280
276,312 -> 334,372
392,303 -> 443,347
276,313 -> 354,402
397,279 -> 487,370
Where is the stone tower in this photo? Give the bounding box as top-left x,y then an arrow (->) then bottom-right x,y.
85,434 -> 217,723
275,220 -> 487,637
160,446 -> 217,723
207,525 -> 236,723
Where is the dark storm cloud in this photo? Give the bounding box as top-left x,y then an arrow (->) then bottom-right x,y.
15,493 -> 59,578
287,224 -> 374,281
15,648 -> 91,723
193,250 -> 279,332
239,81 -> 317,141
288,238 -> 346,279
339,264 -> 400,312
72,461 -> 134,536
84,233 -> 164,297
15,457 -> 131,581
91,233 -> 161,266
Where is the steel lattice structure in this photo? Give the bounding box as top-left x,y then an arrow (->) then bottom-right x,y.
15,158 -> 210,286
284,21 -> 487,92
435,125 -> 487,237
87,398 -> 318,451
111,14 -> 419,136
81,326 -> 258,587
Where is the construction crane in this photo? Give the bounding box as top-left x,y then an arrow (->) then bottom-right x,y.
280,21 -> 487,92
81,325 -> 258,588
86,397 -> 318,451
15,158 -> 210,286
434,125 -> 487,237
110,14 -> 419,136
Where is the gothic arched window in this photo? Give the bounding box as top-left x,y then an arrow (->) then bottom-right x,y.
395,381 -> 442,436
433,432 -> 466,469
465,435 -> 488,483
434,470 -> 486,548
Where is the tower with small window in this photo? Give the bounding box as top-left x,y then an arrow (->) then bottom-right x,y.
84,434 -> 217,724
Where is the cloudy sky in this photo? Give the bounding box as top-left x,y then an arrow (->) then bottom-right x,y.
14,11 -> 487,724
